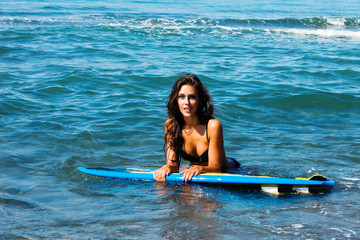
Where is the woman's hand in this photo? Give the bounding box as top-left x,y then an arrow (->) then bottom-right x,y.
180,165 -> 203,182
153,165 -> 172,181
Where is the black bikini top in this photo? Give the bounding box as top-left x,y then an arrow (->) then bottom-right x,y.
179,122 -> 210,163
180,149 -> 209,163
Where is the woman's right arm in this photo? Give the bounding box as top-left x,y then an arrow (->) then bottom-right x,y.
153,146 -> 179,181
153,119 -> 179,181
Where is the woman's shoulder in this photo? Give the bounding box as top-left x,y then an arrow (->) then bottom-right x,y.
206,119 -> 223,141
207,118 -> 223,131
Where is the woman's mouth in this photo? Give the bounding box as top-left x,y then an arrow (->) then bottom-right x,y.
184,107 -> 192,113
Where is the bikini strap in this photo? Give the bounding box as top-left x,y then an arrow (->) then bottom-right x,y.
205,120 -> 210,142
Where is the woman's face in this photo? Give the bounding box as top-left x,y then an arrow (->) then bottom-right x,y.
177,84 -> 199,119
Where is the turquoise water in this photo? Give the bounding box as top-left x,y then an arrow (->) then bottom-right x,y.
1,0 -> 360,239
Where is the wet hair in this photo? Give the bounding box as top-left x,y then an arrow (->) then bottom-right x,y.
164,74 -> 213,162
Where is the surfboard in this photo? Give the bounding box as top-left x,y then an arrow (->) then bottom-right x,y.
77,167 -> 335,194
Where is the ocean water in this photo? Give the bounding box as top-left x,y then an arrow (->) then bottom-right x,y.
1,0 -> 360,239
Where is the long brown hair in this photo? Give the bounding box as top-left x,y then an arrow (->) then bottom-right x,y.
165,74 -> 214,162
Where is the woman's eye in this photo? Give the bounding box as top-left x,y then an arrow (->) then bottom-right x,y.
189,95 -> 197,100
178,94 -> 197,100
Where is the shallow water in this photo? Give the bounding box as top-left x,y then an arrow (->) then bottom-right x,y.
1,0 -> 360,239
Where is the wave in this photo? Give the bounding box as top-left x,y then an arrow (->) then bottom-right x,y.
1,15 -> 360,28
268,28 -> 360,39
101,17 -> 360,40
1,15 -> 360,39
103,17 -> 360,40
220,17 -> 360,29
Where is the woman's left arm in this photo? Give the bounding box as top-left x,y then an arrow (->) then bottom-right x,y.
203,119 -> 225,172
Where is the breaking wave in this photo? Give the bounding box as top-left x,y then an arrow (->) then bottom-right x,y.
1,16 -> 360,39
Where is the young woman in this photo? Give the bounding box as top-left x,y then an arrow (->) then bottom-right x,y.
154,74 -> 239,182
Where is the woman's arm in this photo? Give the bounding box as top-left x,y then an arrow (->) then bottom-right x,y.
153,147 -> 179,181
153,119 -> 179,181
206,118 -> 226,172
181,119 -> 225,181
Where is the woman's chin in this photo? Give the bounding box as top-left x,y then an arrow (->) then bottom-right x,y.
182,112 -> 194,118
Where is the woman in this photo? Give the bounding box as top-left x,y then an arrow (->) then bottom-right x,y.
154,74 -> 239,182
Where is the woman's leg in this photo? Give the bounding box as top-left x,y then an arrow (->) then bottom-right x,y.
225,157 -> 240,169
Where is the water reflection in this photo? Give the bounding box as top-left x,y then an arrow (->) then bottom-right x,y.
153,182 -> 222,239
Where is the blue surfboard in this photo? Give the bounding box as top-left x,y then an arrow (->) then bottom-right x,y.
77,167 -> 335,194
